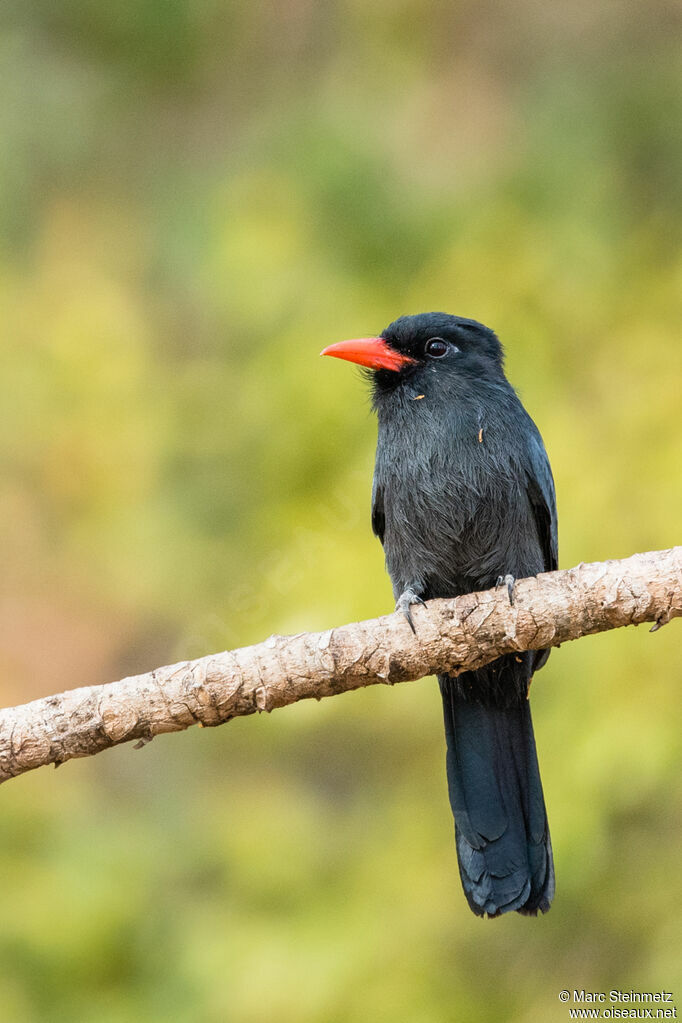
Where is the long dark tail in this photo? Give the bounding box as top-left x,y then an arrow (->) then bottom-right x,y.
439,658 -> 554,917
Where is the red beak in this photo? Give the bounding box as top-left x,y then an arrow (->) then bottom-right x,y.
320,337 -> 416,373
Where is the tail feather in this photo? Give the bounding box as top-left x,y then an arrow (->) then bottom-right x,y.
440,663 -> 555,918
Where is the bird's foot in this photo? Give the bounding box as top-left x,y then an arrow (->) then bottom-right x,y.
396,587 -> 426,634
496,574 -> 516,605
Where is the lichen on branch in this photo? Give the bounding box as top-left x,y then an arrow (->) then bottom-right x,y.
0,547 -> 680,784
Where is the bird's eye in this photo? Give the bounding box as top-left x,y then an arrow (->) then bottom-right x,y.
425,337 -> 455,358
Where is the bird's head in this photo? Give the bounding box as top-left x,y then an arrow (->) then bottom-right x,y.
321,312 -> 505,401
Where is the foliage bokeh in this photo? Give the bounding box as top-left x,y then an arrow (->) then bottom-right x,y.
1,2 -> 681,1020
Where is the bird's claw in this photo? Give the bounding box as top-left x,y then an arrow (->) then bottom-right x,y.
396,587 -> 426,634
496,574 -> 516,605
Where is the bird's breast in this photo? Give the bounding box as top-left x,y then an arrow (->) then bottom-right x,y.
374,405 -> 535,597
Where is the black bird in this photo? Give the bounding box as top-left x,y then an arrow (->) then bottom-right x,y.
321,312 -> 557,917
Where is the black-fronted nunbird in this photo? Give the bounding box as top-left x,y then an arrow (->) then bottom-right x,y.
321,312 -> 557,917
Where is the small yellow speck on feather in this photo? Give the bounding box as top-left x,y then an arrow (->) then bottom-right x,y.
478,428 -> 483,443
413,394 -> 425,400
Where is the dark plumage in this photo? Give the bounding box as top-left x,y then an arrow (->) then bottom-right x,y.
323,311 -> 557,917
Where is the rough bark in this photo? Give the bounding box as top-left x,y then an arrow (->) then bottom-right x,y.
0,547 -> 680,785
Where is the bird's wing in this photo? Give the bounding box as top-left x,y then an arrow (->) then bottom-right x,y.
371,476 -> 385,544
524,423 -> 558,573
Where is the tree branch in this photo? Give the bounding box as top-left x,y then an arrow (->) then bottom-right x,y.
1,547 -> 680,785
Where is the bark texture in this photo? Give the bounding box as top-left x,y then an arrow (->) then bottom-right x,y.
0,547 -> 680,785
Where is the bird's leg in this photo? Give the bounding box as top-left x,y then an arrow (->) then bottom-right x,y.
496,573 -> 516,605
396,586 -> 426,634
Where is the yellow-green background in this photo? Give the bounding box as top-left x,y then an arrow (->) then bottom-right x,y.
1,2 -> 681,1020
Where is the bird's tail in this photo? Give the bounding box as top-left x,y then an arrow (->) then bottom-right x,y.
439,661 -> 554,917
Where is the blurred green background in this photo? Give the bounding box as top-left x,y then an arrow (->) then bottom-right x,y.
1,1 -> 681,1020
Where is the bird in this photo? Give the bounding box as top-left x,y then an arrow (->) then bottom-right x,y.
321,312 -> 557,917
